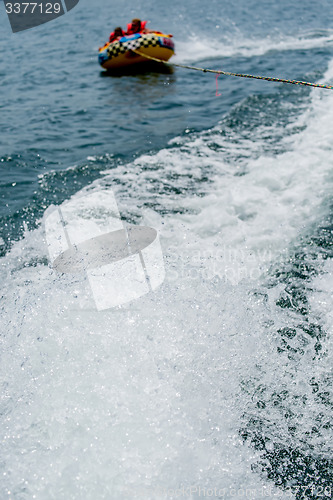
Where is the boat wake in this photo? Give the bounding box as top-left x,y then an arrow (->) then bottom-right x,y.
175,30 -> 333,64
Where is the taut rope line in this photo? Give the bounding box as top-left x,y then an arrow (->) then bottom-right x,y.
133,50 -> 333,90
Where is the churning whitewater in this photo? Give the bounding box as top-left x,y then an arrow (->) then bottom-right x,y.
1,0 -> 333,497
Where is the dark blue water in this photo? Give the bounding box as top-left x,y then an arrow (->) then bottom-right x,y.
1,0 -> 333,498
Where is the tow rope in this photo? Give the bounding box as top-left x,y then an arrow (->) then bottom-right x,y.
133,50 -> 333,91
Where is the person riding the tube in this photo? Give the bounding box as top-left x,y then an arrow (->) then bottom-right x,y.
126,18 -> 151,35
109,26 -> 125,43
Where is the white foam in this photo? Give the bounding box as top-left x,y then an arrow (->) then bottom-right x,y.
102,60 -> 333,287
0,231 -> 293,499
2,57 -> 333,500
174,30 -> 333,63
309,259 -> 333,336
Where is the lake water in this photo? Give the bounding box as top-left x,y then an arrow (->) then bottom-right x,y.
0,0 -> 332,498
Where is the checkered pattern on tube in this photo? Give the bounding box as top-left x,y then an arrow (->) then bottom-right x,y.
107,34 -> 160,60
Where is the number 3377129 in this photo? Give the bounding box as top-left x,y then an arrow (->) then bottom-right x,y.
5,3 -> 62,14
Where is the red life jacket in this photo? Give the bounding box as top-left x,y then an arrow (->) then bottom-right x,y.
126,20 -> 147,35
109,29 -> 125,43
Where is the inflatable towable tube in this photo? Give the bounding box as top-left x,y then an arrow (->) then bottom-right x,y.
98,32 -> 175,70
